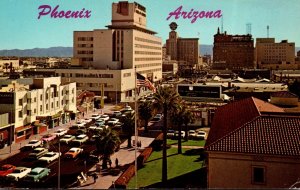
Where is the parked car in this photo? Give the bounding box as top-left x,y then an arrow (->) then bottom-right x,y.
174,131 -> 185,138
112,111 -> 122,118
72,134 -> 89,146
122,105 -> 132,112
53,129 -> 68,137
95,119 -> 105,126
59,135 -> 75,144
90,114 -> 101,121
23,140 -> 42,150
81,118 -> 92,124
41,134 -> 56,142
167,130 -> 175,138
107,118 -> 119,126
24,167 -> 50,182
70,121 -> 86,129
65,147 -> 83,159
75,128 -> 87,136
28,148 -> 49,159
88,135 -> 99,143
0,164 -> 16,178
6,167 -> 31,181
99,114 -> 110,121
195,131 -> 206,140
188,130 -> 197,138
38,152 -> 61,164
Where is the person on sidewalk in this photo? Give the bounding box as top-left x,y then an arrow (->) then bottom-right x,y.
92,173 -> 98,183
108,159 -> 112,168
115,158 -> 119,168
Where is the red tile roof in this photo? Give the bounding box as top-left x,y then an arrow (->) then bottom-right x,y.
205,97 -> 284,148
206,115 -> 300,156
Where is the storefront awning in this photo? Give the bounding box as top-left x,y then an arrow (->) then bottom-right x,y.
15,126 -> 31,132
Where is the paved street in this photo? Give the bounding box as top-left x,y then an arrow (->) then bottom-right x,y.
0,103 -> 155,189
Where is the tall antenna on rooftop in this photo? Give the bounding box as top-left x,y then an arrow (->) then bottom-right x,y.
267,25 -> 269,38
221,15 -> 224,33
246,23 -> 251,35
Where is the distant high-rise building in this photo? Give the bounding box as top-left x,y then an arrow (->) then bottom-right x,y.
213,28 -> 254,70
166,22 -> 199,67
256,38 -> 296,70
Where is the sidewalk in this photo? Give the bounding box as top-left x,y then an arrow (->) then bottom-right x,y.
74,136 -> 155,189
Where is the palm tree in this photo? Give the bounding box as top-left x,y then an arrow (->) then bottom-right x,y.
153,85 -> 180,187
170,103 -> 186,154
183,109 -> 195,141
95,127 -> 121,169
138,101 -> 153,133
120,111 -> 135,148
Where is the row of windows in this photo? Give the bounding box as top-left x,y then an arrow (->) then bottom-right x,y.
18,99 -> 74,118
135,51 -> 161,55
135,37 -> 161,45
135,44 -> 161,50
135,63 -> 161,68
139,68 -> 162,74
18,89 -> 74,106
78,44 -> 93,48
78,51 -> 93,54
135,57 -> 161,61
81,58 -> 93,62
78,37 -> 93,41
73,73 -> 113,78
76,83 -> 113,88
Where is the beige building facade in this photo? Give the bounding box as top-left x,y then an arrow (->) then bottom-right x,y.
0,77 -> 76,143
256,38 -> 296,70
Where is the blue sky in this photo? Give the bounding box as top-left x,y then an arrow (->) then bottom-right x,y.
0,0 -> 299,50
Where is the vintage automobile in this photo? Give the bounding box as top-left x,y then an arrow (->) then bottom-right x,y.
0,164 -> 16,178
107,118 -> 119,126
23,167 -> 50,182
99,114 -> 110,121
72,134 -> 89,146
89,114 -> 101,121
28,148 -> 49,159
53,129 -> 68,137
23,140 -> 42,150
6,167 -> 31,181
195,131 -> 206,140
41,134 -> 56,143
95,119 -> 105,126
65,147 -> 83,159
38,152 -> 61,164
59,135 -> 75,144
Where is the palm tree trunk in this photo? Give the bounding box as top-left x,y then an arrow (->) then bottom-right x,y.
127,135 -> 132,148
178,124 -> 182,154
184,124 -> 188,141
162,105 -> 168,187
144,119 -> 148,133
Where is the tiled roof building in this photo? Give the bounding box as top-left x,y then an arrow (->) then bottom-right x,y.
205,97 -> 300,188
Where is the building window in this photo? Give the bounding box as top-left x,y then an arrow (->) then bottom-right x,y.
34,97 -> 37,102
40,105 -> 43,112
18,111 -> 23,118
252,166 -> 265,184
34,109 -> 37,114
51,92 -> 54,98
27,98 -> 31,103
46,93 -> 49,100
16,131 -> 25,137
46,104 -> 48,110
61,91 -> 64,96
72,88 -> 74,94
40,94 -> 43,101
61,100 -> 64,105
72,97 -> 74,103
19,99 -> 23,106
56,101 -> 59,107
51,102 -> 54,109
27,110 -> 31,115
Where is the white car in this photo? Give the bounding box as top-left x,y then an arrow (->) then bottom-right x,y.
107,118 -> 119,125
24,140 -> 42,149
195,131 -> 206,140
167,130 -> 175,138
59,135 -> 75,144
174,131 -> 186,138
81,118 -> 92,124
38,152 -> 61,163
90,114 -> 101,121
99,114 -> 110,121
70,122 -> 86,130
188,130 -> 197,138
53,129 -> 68,137
6,167 -> 31,181
72,134 -> 89,145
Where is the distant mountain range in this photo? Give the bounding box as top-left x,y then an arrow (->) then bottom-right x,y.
0,47 -> 73,57
0,45 -> 299,57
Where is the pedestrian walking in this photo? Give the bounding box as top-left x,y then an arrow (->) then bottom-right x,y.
92,173 -> 98,183
139,140 -> 142,148
108,159 -> 112,168
115,158 -> 119,168
82,112 -> 85,118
